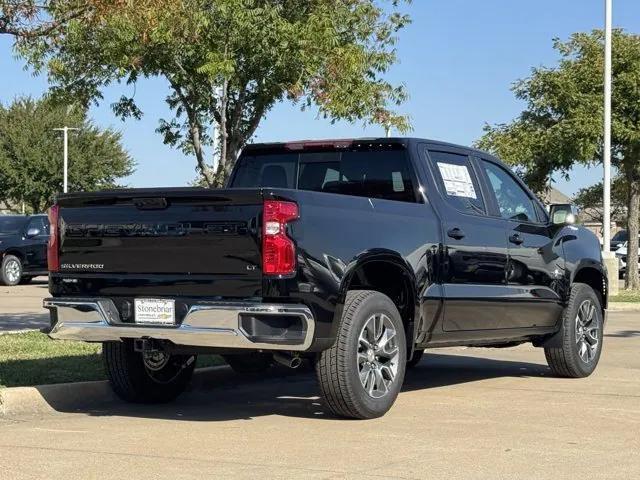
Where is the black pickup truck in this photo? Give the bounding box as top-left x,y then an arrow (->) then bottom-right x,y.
44,138 -> 607,419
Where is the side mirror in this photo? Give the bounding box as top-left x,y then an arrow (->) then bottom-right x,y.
549,204 -> 579,225
26,227 -> 41,238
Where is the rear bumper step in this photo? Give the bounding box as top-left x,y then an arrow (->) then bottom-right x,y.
43,298 -> 315,351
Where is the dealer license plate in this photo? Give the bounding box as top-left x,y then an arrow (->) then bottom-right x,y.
134,299 -> 176,325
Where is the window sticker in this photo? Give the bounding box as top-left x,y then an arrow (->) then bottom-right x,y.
391,171 -> 405,192
437,162 -> 477,199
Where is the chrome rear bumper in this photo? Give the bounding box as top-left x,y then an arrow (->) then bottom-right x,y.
44,298 -> 315,351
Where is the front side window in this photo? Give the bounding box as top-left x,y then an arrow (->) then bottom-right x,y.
482,160 -> 537,222
429,150 -> 485,215
27,217 -> 49,235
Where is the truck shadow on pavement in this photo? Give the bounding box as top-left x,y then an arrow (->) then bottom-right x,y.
605,330 -> 640,338
0,312 -> 49,332
38,352 -> 551,421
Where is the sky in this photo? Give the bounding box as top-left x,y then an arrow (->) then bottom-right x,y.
1,0 -> 639,195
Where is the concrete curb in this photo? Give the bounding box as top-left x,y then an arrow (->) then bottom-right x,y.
0,366 -> 229,418
0,329 -> 40,336
0,380 -> 117,417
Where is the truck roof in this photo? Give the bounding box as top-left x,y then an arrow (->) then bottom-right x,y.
242,137 -> 495,159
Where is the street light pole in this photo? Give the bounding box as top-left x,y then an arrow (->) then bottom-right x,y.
603,0 -> 612,251
53,126 -> 80,193
601,0 -> 619,295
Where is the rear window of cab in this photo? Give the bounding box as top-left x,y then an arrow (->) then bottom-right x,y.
231,149 -> 418,203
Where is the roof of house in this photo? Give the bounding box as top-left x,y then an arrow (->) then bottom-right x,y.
539,187 -> 572,205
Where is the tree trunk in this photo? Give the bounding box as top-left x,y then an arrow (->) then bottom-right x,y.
30,200 -> 40,215
212,78 -> 230,188
625,185 -> 640,290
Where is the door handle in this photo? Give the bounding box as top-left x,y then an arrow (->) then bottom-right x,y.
447,228 -> 465,240
509,233 -> 524,245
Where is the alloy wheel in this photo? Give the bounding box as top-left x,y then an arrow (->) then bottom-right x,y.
5,259 -> 20,284
357,313 -> 400,398
574,299 -> 600,364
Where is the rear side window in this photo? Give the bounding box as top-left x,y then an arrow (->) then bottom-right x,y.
429,150 -> 485,215
0,217 -> 26,234
231,149 -> 417,203
298,150 -> 416,202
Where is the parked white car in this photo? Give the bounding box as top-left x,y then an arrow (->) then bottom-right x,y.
615,242 -> 640,279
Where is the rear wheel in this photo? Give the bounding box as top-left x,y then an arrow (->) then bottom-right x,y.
103,341 -> 196,403
223,352 -> 272,374
544,283 -> 603,378
1,255 -> 23,286
316,290 -> 406,419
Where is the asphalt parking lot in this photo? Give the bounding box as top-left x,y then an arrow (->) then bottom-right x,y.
0,278 -> 49,332
0,285 -> 639,479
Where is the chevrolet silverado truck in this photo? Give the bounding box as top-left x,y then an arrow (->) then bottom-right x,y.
44,138 -> 607,419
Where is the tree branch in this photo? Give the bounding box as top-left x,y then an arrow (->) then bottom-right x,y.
0,6 -> 88,39
168,78 -> 215,186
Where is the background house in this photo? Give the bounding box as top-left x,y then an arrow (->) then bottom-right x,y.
0,200 -> 21,215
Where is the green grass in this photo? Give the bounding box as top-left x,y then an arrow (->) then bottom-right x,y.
0,331 -> 223,388
610,290 -> 640,303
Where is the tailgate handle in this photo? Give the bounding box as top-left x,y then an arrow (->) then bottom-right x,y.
133,198 -> 168,210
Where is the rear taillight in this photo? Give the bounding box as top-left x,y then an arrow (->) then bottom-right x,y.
47,204 -> 60,272
262,200 -> 299,275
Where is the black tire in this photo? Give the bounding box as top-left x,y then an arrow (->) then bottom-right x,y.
406,349 -> 425,369
19,276 -> 33,285
1,254 -> 23,286
316,290 -> 407,419
544,283 -> 604,378
103,341 -> 196,403
223,352 -> 272,374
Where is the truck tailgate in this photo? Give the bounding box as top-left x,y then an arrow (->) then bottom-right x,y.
57,188 -> 263,289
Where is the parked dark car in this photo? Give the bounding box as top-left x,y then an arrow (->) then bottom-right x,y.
0,214 -> 50,286
44,138 -> 607,419
610,229 -> 628,251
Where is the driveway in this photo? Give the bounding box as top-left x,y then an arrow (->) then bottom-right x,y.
0,278 -> 49,332
0,311 -> 638,479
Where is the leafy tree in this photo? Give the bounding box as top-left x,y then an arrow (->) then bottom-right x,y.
477,30 -> 640,290
10,0 -> 411,187
0,96 -> 134,212
573,178 -> 627,224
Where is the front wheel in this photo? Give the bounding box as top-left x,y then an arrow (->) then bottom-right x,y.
544,283 -> 604,378
316,290 -> 407,419
103,341 -> 196,403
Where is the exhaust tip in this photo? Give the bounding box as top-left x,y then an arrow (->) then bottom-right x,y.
290,356 -> 302,369
273,352 -> 302,369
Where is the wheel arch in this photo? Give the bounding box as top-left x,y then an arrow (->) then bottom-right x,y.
2,249 -> 25,262
572,263 -> 608,311
337,250 -> 418,353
